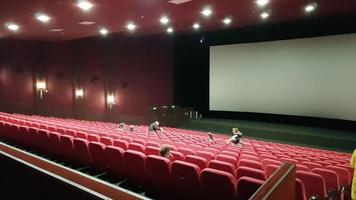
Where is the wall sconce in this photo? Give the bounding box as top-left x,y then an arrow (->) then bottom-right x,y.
36,81 -> 47,99
75,88 -> 84,98
107,94 -> 116,110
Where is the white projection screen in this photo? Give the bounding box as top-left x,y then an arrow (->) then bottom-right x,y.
210,33 -> 356,121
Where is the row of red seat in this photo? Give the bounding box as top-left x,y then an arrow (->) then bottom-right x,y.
0,112 -> 353,200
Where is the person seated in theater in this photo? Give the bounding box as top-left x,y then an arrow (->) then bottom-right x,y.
149,121 -> 163,133
207,132 -> 214,142
226,127 -> 243,145
117,123 -> 126,130
160,145 -> 173,160
351,148 -> 356,200
129,125 -> 135,132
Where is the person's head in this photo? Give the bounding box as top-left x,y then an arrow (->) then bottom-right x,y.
208,132 -> 213,141
119,123 -> 125,129
232,127 -> 239,135
154,121 -> 159,126
160,145 -> 170,158
129,125 -> 134,131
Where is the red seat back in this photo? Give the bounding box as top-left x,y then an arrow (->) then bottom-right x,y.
105,146 -> 124,177
113,139 -> 129,150
236,177 -> 264,200
236,166 -> 266,181
73,138 -> 91,166
145,155 -> 172,195
208,160 -> 236,177
88,142 -> 107,170
123,150 -> 147,186
312,168 -> 340,191
171,160 -> 201,199
296,171 -> 326,199
201,168 -> 236,200
239,159 -> 263,170
185,155 -> 208,170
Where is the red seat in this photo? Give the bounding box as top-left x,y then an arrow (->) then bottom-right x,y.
48,132 -> 61,157
236,166 -> 266,181
59,135 -> 75,162
171,160 -> 201,199
296,164 -> 309,172
200,168 -> 236,200
113,139 -> 129,150
123,150 -> 147,186
208,160 -> 236,177
296,171 -> 326,199
301,161 -> 323,171
261,159 -> 282,170
177,147 -> 195,156
146,141 -> 160,147
132,138 -> 146,146
65,130 -> 77,137
215,155 -> 238,168
325,166 -> 350,186
185,155 -> 208,170
73,138 -> 91,166
76,131 -> 88,139
170,151 -> 184,161
219,151 -> 239,158
196,151 -> 215,161
145,146 -> 160,156
87,134 -> 100,142
236,177 -> 264,200
145,155 -> 172,195
265,164 -> 279,178
120,136 -> 133,143
239,159 -> 263,170
88,142 -> 107,170
100,137 -> 114,146
312,168 -> 340,191
280,158 -> 298,165
105,146 -> 124,177
128,143 -> 145,153
295,178 -> 307,200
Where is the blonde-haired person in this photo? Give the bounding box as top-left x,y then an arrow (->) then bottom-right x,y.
226,127 -> 243,145
351,148 -> 356,200
160,145 -> 173,160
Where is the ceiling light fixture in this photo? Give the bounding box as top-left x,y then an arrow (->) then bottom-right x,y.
49,28 -> 63,32
5,23 -> 20,31
99,28 -> 108,36
126,22 -> 137,31
260,12 -> 270,19
223,17 -> 232,25
77,0 -> 93,11
193,23 -> 200,30
305,3 -> 317,13
256,0 -> 269,7
78,21 -> 96,25
201,8 -> 212,17
36,13 -> 51,23
167,27 -> 174,33
160,16 -> 170,25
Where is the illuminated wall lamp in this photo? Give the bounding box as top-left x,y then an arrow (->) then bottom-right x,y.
36,81 -> 47,99
107,94 -> 116,110
75,89 -> 84,98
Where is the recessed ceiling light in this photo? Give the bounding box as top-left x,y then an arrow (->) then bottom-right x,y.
99,28 -> 108,36
78,21 -> 96,25
160,16 -> 170,25
201,8 -> 212,17
49,28 -> 63,32
193,23 -> 200,30
77,0 -> 93,11
256,0 -> 269,7
223,17 -> 232,25
260,12 -> 270,19
35,13 -> 51,23
305,3 -> 317,13
167,27 -> 174,33
126,23 -> 137,31
5,23 -> 20,31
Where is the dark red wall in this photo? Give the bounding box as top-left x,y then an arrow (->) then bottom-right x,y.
0,34 -> 173,123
